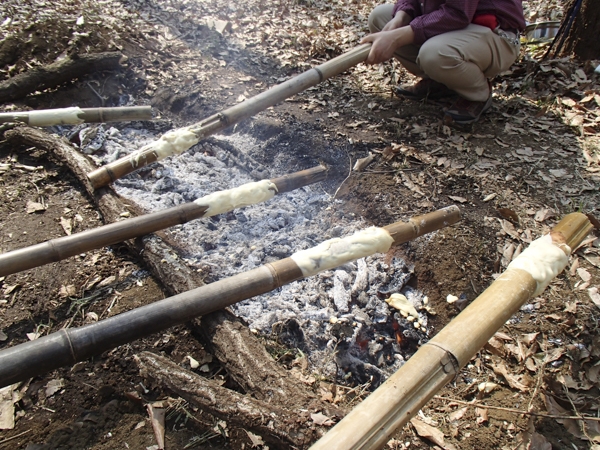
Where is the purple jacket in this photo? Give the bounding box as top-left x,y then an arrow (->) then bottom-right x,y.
393,0 -> 526,45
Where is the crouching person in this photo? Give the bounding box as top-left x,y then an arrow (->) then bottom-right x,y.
362,0 -> 525,124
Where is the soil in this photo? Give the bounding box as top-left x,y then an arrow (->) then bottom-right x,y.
1,0 -> 599,449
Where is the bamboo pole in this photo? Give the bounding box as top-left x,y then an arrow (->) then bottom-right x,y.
0,205 -> 460,388
0,165 -> 328,277
310,213 -> 593,450
0,106 -> 152,126
86,44 -> 372,189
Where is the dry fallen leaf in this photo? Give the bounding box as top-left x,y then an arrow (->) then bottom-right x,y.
59,285 -> 77,298
448,406 -> 468,422
448,195 -> 467,203
529,432 -> 553,450
497,208 -> 519,223
544,394 -> 586,439
0,384 -> 19,430
45,378 -> 65,397
244,430 -> 265,448
60,216 -> 73,235
534,208 -> 554,222
492,362 -> 531,391
311,412 -> 335,426
26,201 -> 46,214
577,268 -> 592,282
147,402 -> 165,450
478,382 -> 498,394
589,287 -> 600,309
476,407 -> 488,424
500,220 -> 521,240
411,418 -> 456,449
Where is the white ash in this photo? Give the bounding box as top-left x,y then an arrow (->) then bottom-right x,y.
79,123 -> 430,385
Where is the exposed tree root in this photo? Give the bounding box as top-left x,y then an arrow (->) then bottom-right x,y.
136,351 -> 327,448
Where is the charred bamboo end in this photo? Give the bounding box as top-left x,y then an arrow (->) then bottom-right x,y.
87,166 -> 115,190
270,165 -> 328,194
88,148 -> 160,190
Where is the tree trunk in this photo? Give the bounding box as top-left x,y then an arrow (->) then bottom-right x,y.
557,0 -> 600,60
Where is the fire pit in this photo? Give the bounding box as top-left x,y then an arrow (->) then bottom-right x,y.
80,122 -> 432,386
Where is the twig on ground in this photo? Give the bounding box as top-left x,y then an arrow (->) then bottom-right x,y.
0,429 -> 32,447
434,395 -> 600,422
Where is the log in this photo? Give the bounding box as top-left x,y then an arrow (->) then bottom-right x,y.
0,52 -> 124,104
86,44 -> 372,189
311,213 -> 593,450
2,125 -> 341,427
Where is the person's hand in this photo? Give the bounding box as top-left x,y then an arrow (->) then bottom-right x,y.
382,11 -> 412,31
360,26 -> 415,65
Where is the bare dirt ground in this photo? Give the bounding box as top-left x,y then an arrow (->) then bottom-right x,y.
0,0 -> 599,449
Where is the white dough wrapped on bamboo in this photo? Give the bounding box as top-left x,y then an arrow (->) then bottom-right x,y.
28,107 -> 86,126
193,179 -> 278,217
291,227 -> 394,277
506,234 -> 570,296
130,128 -> 199,167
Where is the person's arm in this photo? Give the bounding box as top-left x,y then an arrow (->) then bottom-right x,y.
382,10 -> 413,31
392,0 -> 421,23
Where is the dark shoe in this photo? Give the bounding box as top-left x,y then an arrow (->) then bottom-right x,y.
396,79 -> 455,100
445,95 -> 492,124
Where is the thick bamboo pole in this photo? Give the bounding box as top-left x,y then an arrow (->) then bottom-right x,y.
310,213 -> 593,450
0,106 -> 152,126
0,165 -> 327,277
86,44 -> 372,189
0,205 -> 460,388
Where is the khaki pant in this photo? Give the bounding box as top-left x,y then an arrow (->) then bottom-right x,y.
368,4 -> 520,101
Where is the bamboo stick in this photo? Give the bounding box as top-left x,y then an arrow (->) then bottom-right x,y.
0,206 -> 460,388
309,213 -> 592,450
0,165 -> 328,277
86,44 -> 372,189
0,106 -> 152,126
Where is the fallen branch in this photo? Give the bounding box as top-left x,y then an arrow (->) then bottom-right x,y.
136,351 -> 323,448
0,52 -> 124,104
433,395 -> 600,422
